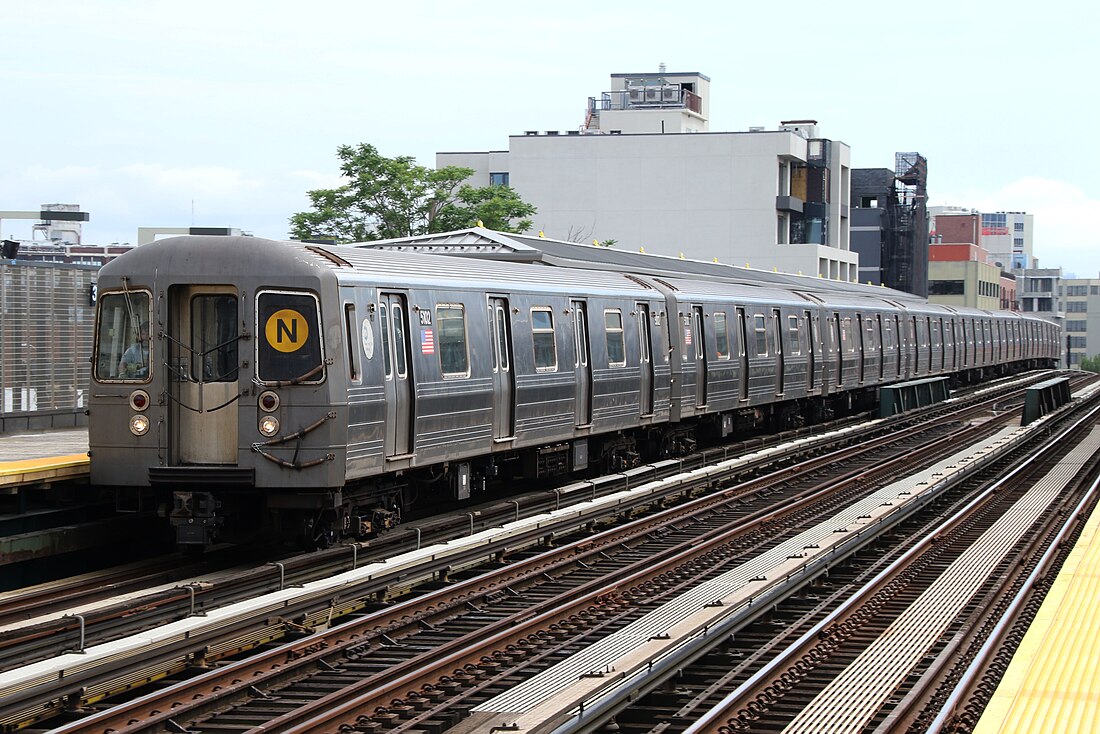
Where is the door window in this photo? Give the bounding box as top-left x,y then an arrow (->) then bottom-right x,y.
192,294 -> 238,382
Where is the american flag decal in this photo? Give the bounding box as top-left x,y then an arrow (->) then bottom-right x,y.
421,328 -> 435,354
684,326 -> 692,346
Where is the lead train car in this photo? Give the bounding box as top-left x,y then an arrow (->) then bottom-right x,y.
89,236 -> 1059,546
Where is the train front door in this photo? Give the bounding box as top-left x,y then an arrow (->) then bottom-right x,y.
637,303 -> 654,416
167,285 -> 240,465
572,300 -> 592,427
379,292 -> 414,457
488,297 -> 515,439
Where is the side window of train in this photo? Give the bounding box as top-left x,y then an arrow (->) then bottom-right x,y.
681,314 -> 692,362
257,290 -> 324,384
94,289 -> 153,382
605,310 -> 626,367
787,315 -> 801,355
379,303 -> 392,378
714,312 -> 730,360
753,314 -> 768,357
436,304 -> 470,378
531,307 -> 557,372
841,317 -> 854,352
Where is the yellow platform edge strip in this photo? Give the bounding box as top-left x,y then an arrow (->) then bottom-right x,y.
0,454 -> 90,476
974,500 -> 1100,733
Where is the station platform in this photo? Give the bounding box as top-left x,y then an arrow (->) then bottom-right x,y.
974,491 -> 1100,733
0,428 -> 89,489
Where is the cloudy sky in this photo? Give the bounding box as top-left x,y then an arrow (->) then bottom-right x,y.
3,1 -> 1097,276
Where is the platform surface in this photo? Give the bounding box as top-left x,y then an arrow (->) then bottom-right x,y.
974,495 -> 1100,733
0,428 -> 89,486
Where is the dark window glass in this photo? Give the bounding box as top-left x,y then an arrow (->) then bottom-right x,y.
192,295 -> 238,382
379,303 -> 392,378
437,305 -> 469,376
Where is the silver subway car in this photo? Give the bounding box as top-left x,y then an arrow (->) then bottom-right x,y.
89,236 -> 1060,547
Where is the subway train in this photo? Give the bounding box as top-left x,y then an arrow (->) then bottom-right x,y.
89,234 -> 1061,547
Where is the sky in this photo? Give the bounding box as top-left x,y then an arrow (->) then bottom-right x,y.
3,0 -> 1098,276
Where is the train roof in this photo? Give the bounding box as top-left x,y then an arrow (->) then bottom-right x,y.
104,235 -> 660,299
350,227 -> 927,303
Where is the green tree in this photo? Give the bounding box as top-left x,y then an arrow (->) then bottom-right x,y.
289,143 -> 535,242
1080,355 -> 1100,374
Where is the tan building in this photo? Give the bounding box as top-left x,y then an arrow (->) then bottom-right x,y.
927,259 -> 1003,310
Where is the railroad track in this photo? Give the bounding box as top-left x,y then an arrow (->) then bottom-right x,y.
19,374 -> 1086,733
644,394 -> 1100,734
0,371 -> 1041,674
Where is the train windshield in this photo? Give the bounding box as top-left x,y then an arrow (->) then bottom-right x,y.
94,291 -> 153,382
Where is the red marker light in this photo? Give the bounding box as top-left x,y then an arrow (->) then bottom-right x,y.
259,391 -> 280,412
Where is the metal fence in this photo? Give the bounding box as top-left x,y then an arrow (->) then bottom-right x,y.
0,261 -> 97,433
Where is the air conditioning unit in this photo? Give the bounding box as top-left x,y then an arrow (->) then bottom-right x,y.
662,86 -> 679,102
644,87 -> 661,103
628,88 -> 645,104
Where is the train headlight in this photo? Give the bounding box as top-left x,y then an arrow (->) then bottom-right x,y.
129,389 -> 150,412
258,415 -> 280,437
258,390 -> 280,412
129,414 -> 150,436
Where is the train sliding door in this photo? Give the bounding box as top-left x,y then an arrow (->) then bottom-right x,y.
637,303 -> 654,416
379,292 -> 414,457
488,297 -> 515,439
168,285 -> 239,465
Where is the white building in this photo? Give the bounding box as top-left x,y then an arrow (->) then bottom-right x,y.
437,69 -> 856,282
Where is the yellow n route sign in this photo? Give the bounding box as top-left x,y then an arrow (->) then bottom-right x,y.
265,309 -> 309,353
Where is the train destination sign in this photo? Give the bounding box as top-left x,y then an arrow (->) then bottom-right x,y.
257,291 -> 323,383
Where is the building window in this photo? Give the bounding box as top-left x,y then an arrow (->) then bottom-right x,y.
1014,222 -> 1024,231
1067,301 -> 1088,313
489,172 -> 509,187
982,213 -> 1008,236
1013,237 -> 1024,246
1066,320 -> 1087,332
1070,336 -> 1087,348
929,280 -> 965,296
